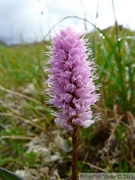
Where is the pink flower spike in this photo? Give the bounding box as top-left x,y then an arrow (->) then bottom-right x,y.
47,27 -> 99,131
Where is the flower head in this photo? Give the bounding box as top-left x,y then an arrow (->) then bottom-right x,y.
47,27 -> 99,131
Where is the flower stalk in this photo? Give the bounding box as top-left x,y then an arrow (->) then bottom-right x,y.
72,126 -> 78,180
46,27 -> 99,180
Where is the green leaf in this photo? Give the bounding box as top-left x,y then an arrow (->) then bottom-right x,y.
0,168 -> 24,180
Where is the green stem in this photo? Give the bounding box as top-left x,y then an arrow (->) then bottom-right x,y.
112,0 -> 126,111
72,126 -> 78,180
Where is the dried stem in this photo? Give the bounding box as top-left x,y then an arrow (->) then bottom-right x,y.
72,126 -> 78,180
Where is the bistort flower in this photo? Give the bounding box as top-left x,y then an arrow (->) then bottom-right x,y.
48,27 -> 99,131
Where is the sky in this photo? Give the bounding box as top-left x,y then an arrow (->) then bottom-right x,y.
0,0 -> 135,45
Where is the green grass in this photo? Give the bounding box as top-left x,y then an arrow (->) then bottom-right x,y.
0,42 -> 52,125
86,26 -> 135,112
0,42 -> 53,174
0,26 -> 135,179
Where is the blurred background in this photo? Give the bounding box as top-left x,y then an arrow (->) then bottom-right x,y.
0,0 -> 135,45
0,0 -> 135,180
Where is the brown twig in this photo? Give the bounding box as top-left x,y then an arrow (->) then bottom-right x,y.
81,161 -> 108,172
0,112 -> 45,131
126,111 -> 135,169
107,106 -> 125,167
0,85 -> 42,105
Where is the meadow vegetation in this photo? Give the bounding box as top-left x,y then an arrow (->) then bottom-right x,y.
0,25 -> 135,179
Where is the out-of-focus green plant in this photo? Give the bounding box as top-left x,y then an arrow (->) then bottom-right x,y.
0,168 -> 24,180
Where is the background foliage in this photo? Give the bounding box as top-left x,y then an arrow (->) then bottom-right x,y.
0,24 -> 135,179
